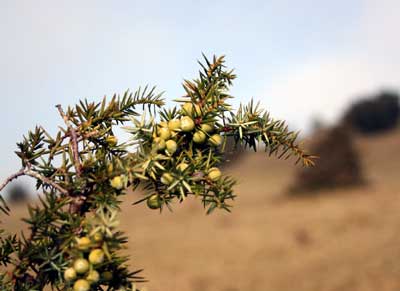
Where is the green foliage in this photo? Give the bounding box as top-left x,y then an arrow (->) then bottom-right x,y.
0,55 -> 313,290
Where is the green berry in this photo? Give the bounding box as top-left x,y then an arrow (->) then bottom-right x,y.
88,249 -> 105,265
92,232 -> 103,243
160,173 -> 174,185
86,270 -> 100,283
201,123 -> 214,133
182,102 -> 201,116
182,102 -> 193,115
209,134 -> 223,146
180,116 -> 195,132
76,236 -> 91,251
165,139 -> 177,154
73,258 -> 90,274
110,175 -> 126,190
193,131 -> 206,144
168,119 -> 181,131
64,267 -> 77,281
208,167 -> 222,181
158,127 -> 171,140
146,194 -> 162,209
73,279 -> 90,291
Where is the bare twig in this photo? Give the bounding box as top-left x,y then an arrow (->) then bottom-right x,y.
0,167 -> 68,196
57,128 -> 101,145
0,168 -> 25,193
24,169 -> 68,195
56,105 -> 82,177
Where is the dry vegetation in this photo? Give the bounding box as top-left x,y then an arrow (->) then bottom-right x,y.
2,130 -> 400,291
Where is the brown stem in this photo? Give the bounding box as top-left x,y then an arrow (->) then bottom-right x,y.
0,168 -> 25,193
24,169 -> 68,195
56,106 -> 99,214
56,105 -> 82,177
0,166 -> 69,196
59,129 -> 100,145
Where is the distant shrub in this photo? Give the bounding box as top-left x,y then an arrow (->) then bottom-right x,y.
6,183 -> 30,204
290,125 -> 364,193
343,91 -> 400,133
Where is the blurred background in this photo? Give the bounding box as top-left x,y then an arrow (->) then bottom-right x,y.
1,1 -> 400,290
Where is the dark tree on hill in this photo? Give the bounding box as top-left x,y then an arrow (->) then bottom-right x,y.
343,90 -> 400,134
6,183 -> 30,204
290,125 -> 363,193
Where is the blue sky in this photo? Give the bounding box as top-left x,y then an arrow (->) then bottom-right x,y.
1,0 -> 399,182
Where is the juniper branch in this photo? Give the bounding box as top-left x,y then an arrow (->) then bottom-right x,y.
0,55 -> 314,290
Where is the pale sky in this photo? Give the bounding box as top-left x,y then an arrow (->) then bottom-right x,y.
1,0 -> 399,182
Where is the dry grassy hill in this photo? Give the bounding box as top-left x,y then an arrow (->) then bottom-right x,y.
2,130 -> 400,291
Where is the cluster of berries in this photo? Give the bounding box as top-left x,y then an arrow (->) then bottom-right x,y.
147,103 -> 224,208
63,233 -> 111,291
108,102 -> 225,210
152,102 -> 223,153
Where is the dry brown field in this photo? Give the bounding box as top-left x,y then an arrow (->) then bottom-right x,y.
2,131 -> 400,291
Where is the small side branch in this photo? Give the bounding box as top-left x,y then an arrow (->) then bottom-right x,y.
56,104 -> 82,177
0,167 -> 68,195
0,168 -> 25,193
24,169 -> 68,195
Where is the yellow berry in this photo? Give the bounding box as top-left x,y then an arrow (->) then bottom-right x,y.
201,123 -> 214,133
106,135 -> 118,146
182,102 -> 193,115
146,194 -> 161,209
158,127 -> 171,140
208,167 -> 222,181
165,139 -> 177,154
73,258 -> 90,274
176,162 -> 189,172
182,102 -> 201,116
86,270 -> 100,283
110,175 -> 126,190
89,249 -> 105,265
180,116 -> 195,132
209,134 -> 223,146
193,131 -> 206,144
153,137 -> 166,151
76,236 -> 91,251
73,279 -> 90,291
160,173 -> 174,185
64,267 -> 77,281
168,119 -> 181,131
92,232 -> 103,243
